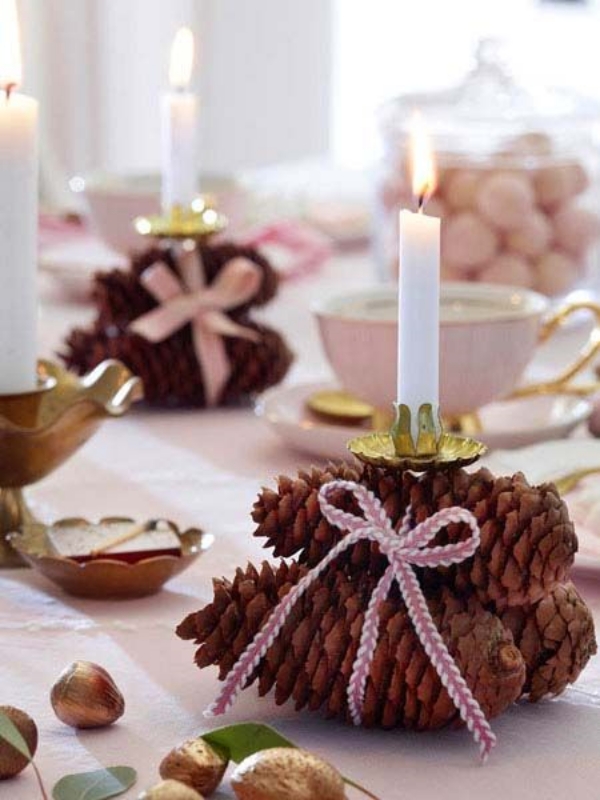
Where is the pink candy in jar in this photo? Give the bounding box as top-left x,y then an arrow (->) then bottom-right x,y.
379,131 -> 600,297
376,41 -> 600,297
435,138 -> 599,296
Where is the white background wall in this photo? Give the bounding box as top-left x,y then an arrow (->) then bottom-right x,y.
332,0 -> 600,167
15,0 -> 600,206
18,0 -> 332,204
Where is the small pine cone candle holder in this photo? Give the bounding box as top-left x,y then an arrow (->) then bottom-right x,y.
177,464 -> 596,761
62,241 -> 293,407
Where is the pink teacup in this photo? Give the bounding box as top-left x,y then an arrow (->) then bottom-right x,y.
314,282 -> 600,416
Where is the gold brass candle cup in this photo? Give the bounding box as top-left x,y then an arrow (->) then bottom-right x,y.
0,359 -> 143,567
134,197 -> 228,240
348,402 -> 487,472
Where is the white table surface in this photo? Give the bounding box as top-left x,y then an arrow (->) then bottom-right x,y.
3,249 -> 600,800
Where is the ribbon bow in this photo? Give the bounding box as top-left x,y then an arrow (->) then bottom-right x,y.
205,479 -> 496,761
129,251 -> 262,406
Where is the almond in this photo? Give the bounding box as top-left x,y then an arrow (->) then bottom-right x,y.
231,747 -> 346,800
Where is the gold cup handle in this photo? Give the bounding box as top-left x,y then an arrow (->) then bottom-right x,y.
510,300 -> 600,399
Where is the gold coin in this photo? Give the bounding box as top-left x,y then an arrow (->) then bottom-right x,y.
306,390 -> 374,425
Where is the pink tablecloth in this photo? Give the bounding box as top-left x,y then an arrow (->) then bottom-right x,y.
4,252 -> 600,799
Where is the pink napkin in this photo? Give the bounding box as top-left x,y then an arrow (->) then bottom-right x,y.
39,213 -> 90,251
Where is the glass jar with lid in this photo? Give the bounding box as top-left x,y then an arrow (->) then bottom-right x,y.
374,40 -> 600,299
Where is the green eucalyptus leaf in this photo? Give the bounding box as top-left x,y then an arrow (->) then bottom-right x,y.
0,710 -> 32,760
52,766 -> 137,800
201,722 -> 296,763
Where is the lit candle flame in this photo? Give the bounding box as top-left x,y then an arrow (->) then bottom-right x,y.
169,27 -> 195,90
0,0 -> 23,98
409,111 -> 437,211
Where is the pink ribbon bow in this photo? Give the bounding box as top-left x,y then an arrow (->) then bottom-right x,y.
205,479 -> 496,761
129,251 -> 262,406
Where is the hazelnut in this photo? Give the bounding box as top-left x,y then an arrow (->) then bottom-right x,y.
160,737 -> 228,795
50,661 -> 125,729
231,747 -> 346,800
0,706 -> 38,780
138,779 -> 204,799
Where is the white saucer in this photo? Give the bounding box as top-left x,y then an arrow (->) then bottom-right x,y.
256,381 -> 591,461
40,239 -> 126,298
482,439 -> 600,577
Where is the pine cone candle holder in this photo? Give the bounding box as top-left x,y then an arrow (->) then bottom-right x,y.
178,563 -> 526,728
177,464 -> 596,758
252,465 -> 578,607
62,241 -> 293,407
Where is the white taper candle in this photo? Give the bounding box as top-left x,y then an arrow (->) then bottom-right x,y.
161,27 -> 199,212
397,209 -> 440,416
0,0 -> 38,394
397,111 -> 440,444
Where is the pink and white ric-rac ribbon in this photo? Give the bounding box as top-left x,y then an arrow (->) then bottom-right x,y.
128,250 -> 262,406
205,479 -> 496,762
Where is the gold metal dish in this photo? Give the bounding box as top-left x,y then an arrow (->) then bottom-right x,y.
0,359 -> 143,567
348,430 -> 487,472
8,517 -> 212,599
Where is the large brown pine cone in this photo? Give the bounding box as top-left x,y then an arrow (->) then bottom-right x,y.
63,321 -> 292,407
252,465 -> 577,608
500,581 -> 596,700
60,239 -> 293,406
177,561 -> 526,729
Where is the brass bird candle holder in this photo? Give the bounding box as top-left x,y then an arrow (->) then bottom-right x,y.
0,359 -> 142,567
348,402 -> 487,472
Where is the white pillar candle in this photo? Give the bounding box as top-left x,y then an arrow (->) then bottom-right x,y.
397,113 -> 440,443
161,27 -> 199,212
0,0 -> 38,394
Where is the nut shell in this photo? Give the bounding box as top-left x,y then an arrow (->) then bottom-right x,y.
160,738 -> 228,795
138,779 -> 204,799
231,747 -> 345,800
50,661 -> 125,729
0,706 -> 38,780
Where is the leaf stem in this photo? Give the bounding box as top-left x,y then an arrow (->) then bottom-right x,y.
344,776 -> 382,800
32,760 -> 49,800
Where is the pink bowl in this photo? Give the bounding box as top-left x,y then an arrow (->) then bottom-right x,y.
73,172 -> 247,254
314,282 -> 548,415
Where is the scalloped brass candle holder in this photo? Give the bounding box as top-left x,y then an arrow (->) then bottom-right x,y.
348,402 -> 487,472
0,359 -> 142,567
134,196 -> 228,240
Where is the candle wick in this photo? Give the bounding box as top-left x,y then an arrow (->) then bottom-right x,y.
4,83 -> 16,103
417,193 -> 425,213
